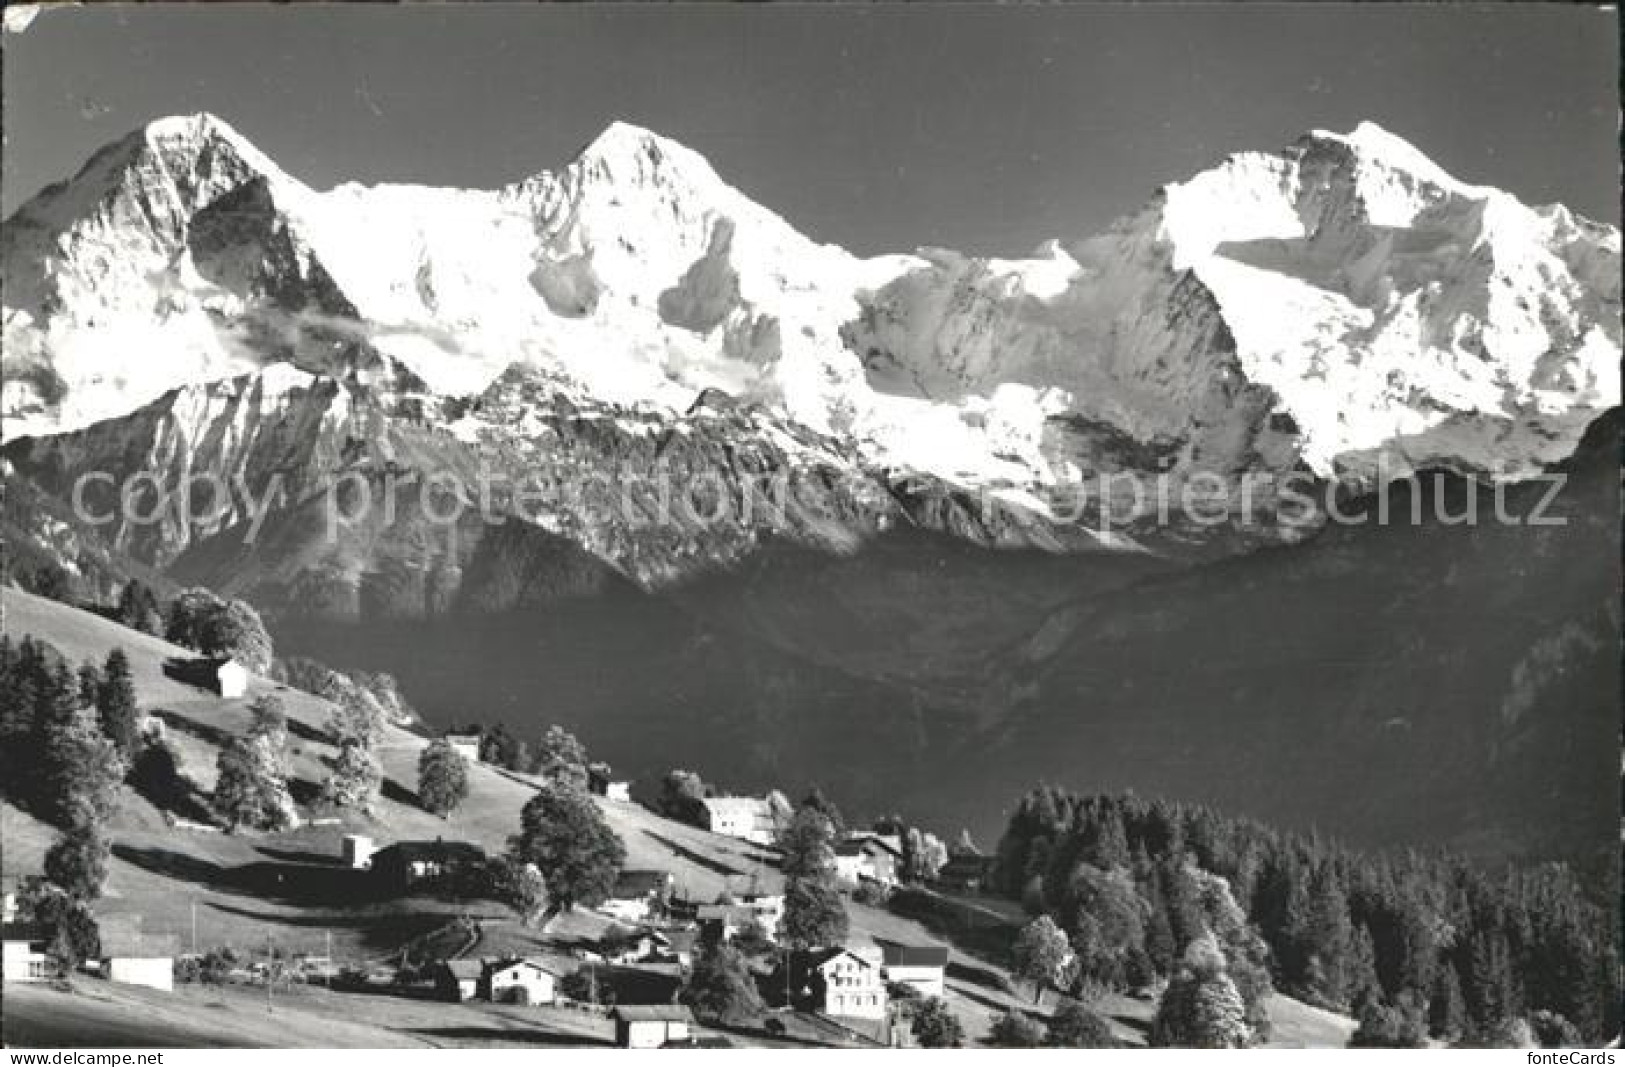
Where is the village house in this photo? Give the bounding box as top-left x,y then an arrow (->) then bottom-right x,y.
792,947 -> 888,1020
596,869 -> 673,924
210,657 -> 249,699
342,833 -> 376,870
135,712 -> 165,744
833,844 -> 867,887
863,833 -> 905,857
843,834 -> 903,885
370,839 -> 487,891
699,796 -> 780,847
593,927 -> 677,967
1,923 -> 53,983
434,958 -> 482,1001
612,1004 -> 695,1048
443,734 -> 482,763
100,930 -> 178,993
881,944 -> 949,999
834,836 -> 902,888
480,957 -> 562,1005
696,903 -> 771,946
605,781 -> 633,802
739,892 -> 785,935
934,854 -> 995,892
660,928 -> 699,968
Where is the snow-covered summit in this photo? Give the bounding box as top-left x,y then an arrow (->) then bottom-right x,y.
3,115 -> 1618,501
855,121 -> 1619,486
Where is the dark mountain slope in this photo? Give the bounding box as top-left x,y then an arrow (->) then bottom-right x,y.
925,413 -> 1619,874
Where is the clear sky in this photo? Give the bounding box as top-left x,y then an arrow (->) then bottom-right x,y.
3,2 -> 1619,254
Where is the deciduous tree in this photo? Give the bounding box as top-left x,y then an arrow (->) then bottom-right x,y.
489,856 -> 550,927
1011,915 -> 1073,1003
418,738 -> 470,817
508,784 -> 625,913
681,942 -> 764,1024
909,997 -> 964,1048
321,738 -> 382,815
987,1011 -> 1044,1047
1045,998 -> 1117,1048
533,725 -> 589,790
657,769 -> 709,826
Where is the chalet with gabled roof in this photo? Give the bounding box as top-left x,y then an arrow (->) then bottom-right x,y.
880,943 -> 949,999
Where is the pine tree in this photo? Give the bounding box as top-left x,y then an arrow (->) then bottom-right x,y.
1347,923 -> 1382,1012
1151,935 -> 1253,1048
1143,881 -> 1178,974
1089,809 -> 1131,870
212,737 -> 257,829
1302,864 -> 1356,1008
778,807 -> 837,880
779,875 -> 849,950
1429,963 -> 1468,1042
0,639 -> 44,805
44,823 -> 111,901
1466,929 -> 1521,1032
801,788 -> 846,839
115,581 -> 164,636
24,886 -> 101,972
45,706 -> 126,831
95,648 -> 140,757
130,740 -> 189,813
77,663 -> 102,708
1187,972 -> 1251,1049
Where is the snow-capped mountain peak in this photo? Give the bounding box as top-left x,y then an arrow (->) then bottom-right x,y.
1311,120 -> 1472,188
3,117 -> 1617,507
570,120 -> 725,187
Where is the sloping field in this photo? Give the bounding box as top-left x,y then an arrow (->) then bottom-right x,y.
1,587 -> 779,961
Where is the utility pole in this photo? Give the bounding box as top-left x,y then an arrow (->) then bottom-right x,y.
266,929 -> 274,1014
190,902 -> 197,957
325,930 -> 333,990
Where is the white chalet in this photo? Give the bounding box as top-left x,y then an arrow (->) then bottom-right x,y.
211,658 -> 249,699
480,957 -> 562,1005
700,796 -> 778,846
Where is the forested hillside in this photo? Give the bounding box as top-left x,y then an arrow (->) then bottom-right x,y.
994,789 -> 1617,1046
